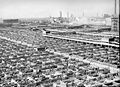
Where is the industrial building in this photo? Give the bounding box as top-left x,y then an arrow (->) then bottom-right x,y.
3,19 -> 19,24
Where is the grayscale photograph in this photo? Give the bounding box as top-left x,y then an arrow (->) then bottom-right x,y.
0,0 -> 119,87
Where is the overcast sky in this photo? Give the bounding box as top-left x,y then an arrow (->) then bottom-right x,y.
0,0 -> 119,18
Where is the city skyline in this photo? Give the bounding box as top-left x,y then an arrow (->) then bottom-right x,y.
0,0 -> 119,19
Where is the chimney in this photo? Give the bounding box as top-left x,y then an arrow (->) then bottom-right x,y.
114,0 -> 117,16
60,11 -> 62,18
82,11 -> 84,17
67,12 -> 69,18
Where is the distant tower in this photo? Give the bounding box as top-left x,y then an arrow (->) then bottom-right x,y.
60,11 -> 62,18
82,11 -> 84,17
67,12 -> 69,18
97,13 -> 98,17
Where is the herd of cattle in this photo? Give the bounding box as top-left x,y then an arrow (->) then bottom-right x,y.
0,28 -> 120,87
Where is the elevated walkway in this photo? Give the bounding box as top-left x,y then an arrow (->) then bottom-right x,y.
44,34 -> 119,48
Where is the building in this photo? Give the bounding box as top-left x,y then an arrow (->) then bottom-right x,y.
88,17 -> 106,25
111,0 -> 119,31
105,18 -> 112,26
111,17 -> 119,31
3,19 -> 19,24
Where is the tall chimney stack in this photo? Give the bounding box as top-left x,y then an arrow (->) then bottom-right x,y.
67,12 -> 69,18
60,11 -> 62,18
114,0 -> 117,16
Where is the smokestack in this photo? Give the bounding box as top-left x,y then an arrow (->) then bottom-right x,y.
60,11 -> 62,18
114,0 -> 117,16
82,11 -> 84,17
67,12 -> 69,18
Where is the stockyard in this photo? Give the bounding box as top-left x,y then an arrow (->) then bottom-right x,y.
0,21 -> 119,87
0,0 -> 119,87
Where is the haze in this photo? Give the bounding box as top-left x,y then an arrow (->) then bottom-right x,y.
0,0 -> 119,19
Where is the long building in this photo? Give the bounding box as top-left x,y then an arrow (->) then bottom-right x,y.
3,19 -> 19,24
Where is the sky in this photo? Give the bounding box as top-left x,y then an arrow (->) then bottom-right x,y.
0,0 -> 119,19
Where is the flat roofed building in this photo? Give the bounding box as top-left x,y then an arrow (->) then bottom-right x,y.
111,17 -> 119,31
3,19 -> 19,24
